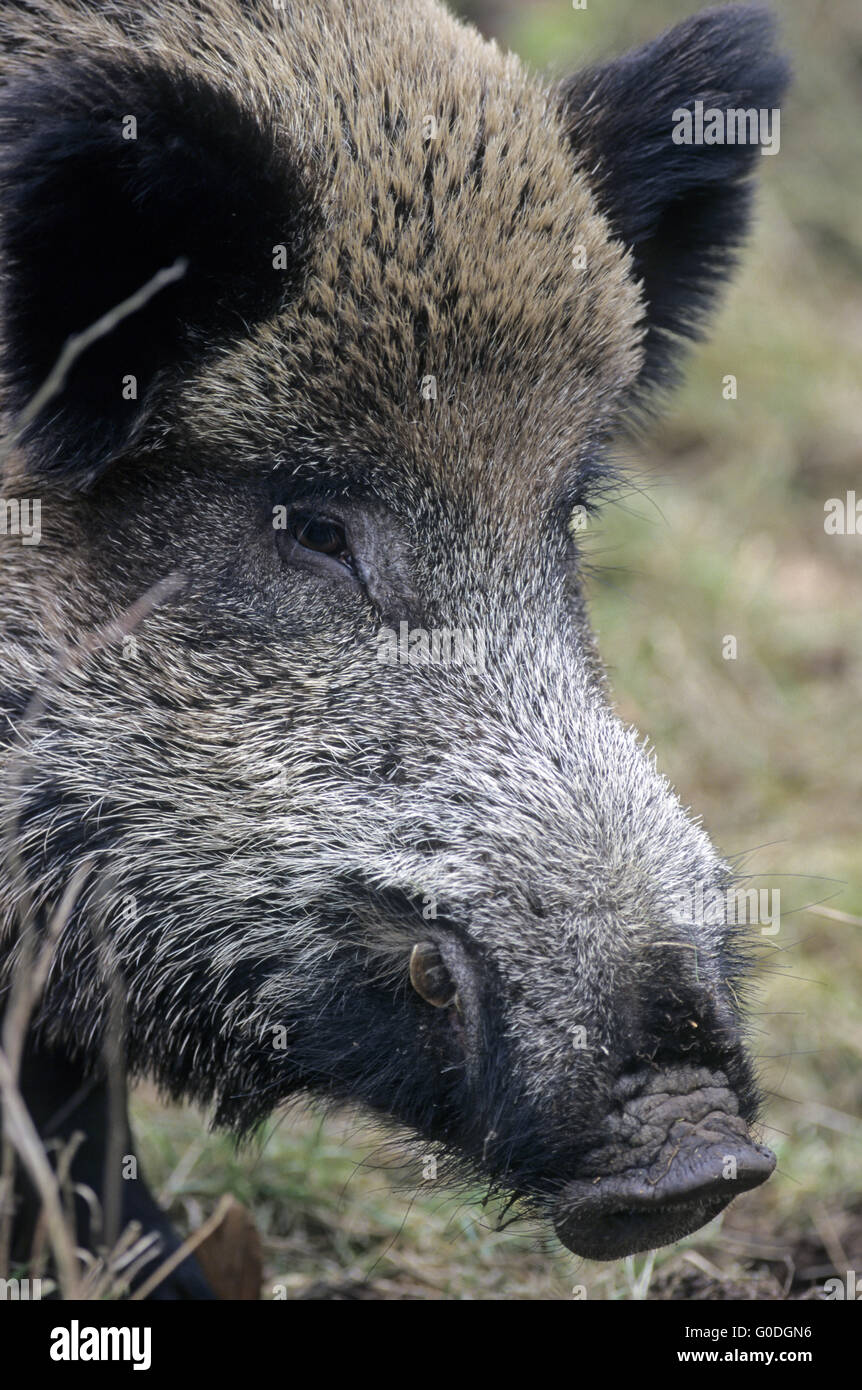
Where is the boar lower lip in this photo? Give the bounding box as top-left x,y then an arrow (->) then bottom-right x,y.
553,1106 -> 776,1259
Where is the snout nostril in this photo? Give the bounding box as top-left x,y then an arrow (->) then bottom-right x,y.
616,1000 -> 744,1080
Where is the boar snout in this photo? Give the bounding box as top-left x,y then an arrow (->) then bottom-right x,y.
554,1067 -> 775,1260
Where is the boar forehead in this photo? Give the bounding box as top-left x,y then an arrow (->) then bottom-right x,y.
164,6 -> 645,503
1,0 -> 645,501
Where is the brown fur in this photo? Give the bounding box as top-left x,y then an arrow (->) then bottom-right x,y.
1,0 -> 643,516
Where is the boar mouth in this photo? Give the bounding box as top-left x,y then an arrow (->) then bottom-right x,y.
552,1067 -> 775,1261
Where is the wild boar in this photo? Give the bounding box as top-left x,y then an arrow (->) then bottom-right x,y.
0,0 -> 786,1296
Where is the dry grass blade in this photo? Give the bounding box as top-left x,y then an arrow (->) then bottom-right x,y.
0,257 -> 187,469
130,1194 -> 235,1302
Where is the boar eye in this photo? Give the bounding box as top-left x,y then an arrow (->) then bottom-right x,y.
292,513 -> 355,573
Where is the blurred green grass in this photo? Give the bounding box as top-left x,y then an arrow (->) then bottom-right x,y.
132,0 -> 862,1298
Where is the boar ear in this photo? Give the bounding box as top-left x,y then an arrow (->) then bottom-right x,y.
0,59 -> 315,483
558,5 -> 789,395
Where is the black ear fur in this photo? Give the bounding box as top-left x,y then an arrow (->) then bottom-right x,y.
0,59 -> 317,482
559,5 -> 789,394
